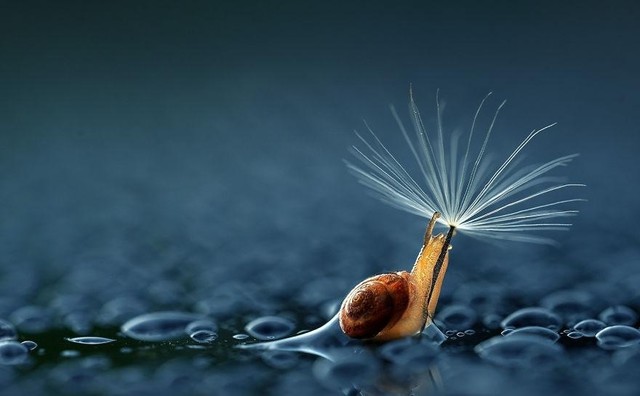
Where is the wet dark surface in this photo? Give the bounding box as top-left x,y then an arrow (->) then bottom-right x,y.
2,1 -> 640,395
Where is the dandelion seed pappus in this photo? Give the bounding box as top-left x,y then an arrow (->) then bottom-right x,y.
347,89 -> 585,244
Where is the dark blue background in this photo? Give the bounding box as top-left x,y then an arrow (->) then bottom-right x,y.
2,0 -> 638,277
0,1 -> 639,393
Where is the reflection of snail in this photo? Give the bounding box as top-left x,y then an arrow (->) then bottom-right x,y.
340,212 -> 452,340
338,91 -> 584,341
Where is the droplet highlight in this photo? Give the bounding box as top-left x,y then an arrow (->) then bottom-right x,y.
121,312 -> 203,342
245,316 -> 295,340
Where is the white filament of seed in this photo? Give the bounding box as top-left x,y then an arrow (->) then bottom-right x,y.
347,90 -> 585,244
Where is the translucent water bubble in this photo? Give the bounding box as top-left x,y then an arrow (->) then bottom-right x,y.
475,335 -> 563,368
20,340 -> 37,351
501,307 -> 562,331
598,306 -> 638,326
189,330 -> 218,344
9,305 -> 53,333
503,326 -> 560,342
567,331 -> 583,339
0,320 -> 16,341
595,326 -> 640,350
185,319 -> 217,334
435,304 -> 477,331
573,319 -> 607,337
245,316 -> 295,340
121,312 -> 203,342
237,314 -> 352,361
233,334 -> 249,340
0,341 -> 29,365
66,337 -> 116,345
539,290 -> 594,324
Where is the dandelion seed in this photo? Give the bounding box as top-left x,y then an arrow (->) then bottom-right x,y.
347,89 -> 585,244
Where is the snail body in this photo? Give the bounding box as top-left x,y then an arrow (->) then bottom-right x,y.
339,212 -> 453,341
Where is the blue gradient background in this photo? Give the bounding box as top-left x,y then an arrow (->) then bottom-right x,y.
2,0 -> 638,275
1,1 -> 639,394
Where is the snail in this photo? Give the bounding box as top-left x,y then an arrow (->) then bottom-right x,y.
339,212 -> 453,340
239,91 -> 583,348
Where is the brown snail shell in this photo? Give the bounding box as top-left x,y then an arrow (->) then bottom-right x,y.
339,272 -> 412,339
338,212 -> 454,341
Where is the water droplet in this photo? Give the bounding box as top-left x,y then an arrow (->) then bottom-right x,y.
0,319 -> 17,341
233,334 -> 249,340
0,341 -> 29,365
539,290 -> 594,323
245,316 -> 295,340
66,337 -> 116,345
475,335 -> 563,367
501,307 -> 561,331
595,325 -> 640,350
9,305 -> 53,333
464,329 -> 476,336
20,340 -> 37,351
573,319 -> 606,337
185,320 -> 217,334
567,331 -> 583,339
189,330 -> 218,344
503,326 -> 560,342
435,304 -> 477,330
598,306 -> 638,326
121,311 -> 202,342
